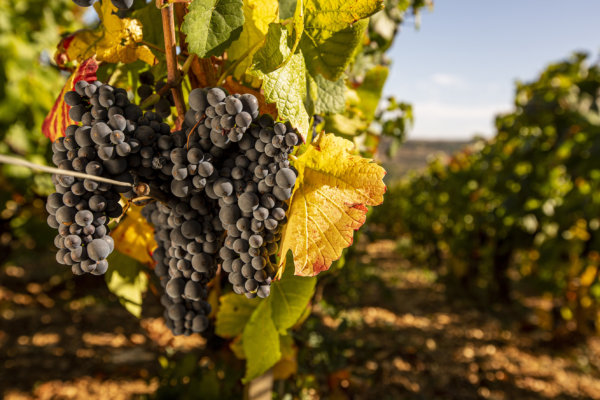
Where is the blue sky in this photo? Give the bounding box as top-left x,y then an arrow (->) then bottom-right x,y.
384,1 -> 600,140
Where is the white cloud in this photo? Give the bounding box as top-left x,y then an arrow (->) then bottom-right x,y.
408,101 -> 513,140
430,73 -> 465,87
416,101 -> 509,119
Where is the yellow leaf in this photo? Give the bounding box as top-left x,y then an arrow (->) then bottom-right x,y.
279,133 -> 386,276
227,0 -> 279,79
65,2 -> 156,65
110,204 -> 157,265
304,0 -> 383,30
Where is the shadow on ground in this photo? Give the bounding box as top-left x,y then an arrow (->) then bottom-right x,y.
1,241 -> 599,399
295,240 -> 600,400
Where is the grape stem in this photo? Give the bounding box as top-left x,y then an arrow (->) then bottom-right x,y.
158,0 -> 186,128
0,154 -> 134,188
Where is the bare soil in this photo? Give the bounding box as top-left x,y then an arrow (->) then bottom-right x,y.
1,241 -> 599,400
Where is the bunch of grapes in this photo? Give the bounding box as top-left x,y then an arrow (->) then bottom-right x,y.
47,79 -> 140,275
142,201 -> 216,335
182,88 -> 298,298
72,0 -> 133,9
47,80 -> 299,335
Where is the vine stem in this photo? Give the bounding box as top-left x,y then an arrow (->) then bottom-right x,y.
158,0 -> 186,128
0,154 -> 134,188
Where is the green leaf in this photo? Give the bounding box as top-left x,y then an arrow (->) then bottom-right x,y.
215,293 -> 261,338
182,0 -> 245,58
279,0 -> 297,19
269,253 -> 316,331
105,251 -> 149,318
226,0 -> 279,80
299,0 -> 383,80
253,23 -> 293,74
355,65 -> 389,121
242,301 -> 281,382
254,51 -> 310,138
300,19 -> 368,81
132,2 -> 164,50
306,72 -> 346,115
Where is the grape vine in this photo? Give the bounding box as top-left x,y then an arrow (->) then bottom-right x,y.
20,0 -> 394,385
43,77 -> 302,334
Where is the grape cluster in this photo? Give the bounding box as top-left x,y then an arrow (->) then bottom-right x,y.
72,0 -> 133,9
137,71 -> 174,120
47,79 -> 141,275
47,79 -> 299,335
142,201 -> 216,335
159,87 -> 299,299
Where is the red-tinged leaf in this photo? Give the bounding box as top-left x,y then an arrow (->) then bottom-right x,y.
55,34 -> 76,69
278,133 -> 386,276
42,58 -> 98,142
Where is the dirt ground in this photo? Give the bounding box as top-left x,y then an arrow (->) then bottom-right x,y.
1,241 -> 600,399
303,240 -> 600,399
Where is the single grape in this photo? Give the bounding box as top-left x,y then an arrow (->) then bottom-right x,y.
269,207 -> 285,221
207,88 -> 226,106
273,186 -> 292,201
225,97 -> 243,115
285,132 -> 299,146
248,235 -> 263,248
87,238 -> 110,261
188,88 -> 208,112
191,253 -> 212,273
109,115 -> 127,131
197,161 -> 214,177
213,178 -> 233,197
219,205 -> 240,225
181,220 -> 203,239
111,0 -> 134,9
172,164 -> 188,181
92,259 -> 109,275
275,168 -> 296,189
257,285 -> 271,298
75,210 -> 94,227
64,235 -> 82,251
166,278 -> 185,298
245,279 -> 258,292
240,94 -> 259,118
238,192 -> 259,213
184,281 -> 203,301
253,207 -> 269,221
251,256 -> 266,270
155,97 -> 172,118
192,315 -> 209,332
56,206 -> 76,225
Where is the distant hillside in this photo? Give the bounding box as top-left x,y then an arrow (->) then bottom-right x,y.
378,139 -> 472,181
